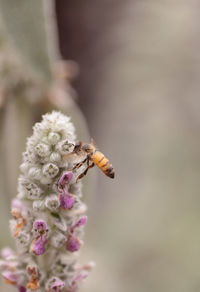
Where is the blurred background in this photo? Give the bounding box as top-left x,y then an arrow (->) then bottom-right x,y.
1,0 -> 200,291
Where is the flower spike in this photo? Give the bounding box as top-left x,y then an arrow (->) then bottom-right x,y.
0,112 -> 94,291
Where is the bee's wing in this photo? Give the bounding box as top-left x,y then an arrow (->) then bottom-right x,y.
91,138 -> 98,150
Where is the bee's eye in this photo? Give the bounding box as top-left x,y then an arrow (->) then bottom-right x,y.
83,145 -> 91,153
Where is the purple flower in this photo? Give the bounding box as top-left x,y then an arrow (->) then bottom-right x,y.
32,236 -> 48,255
2,271 -> 18,285
1,247 -> 14,260
70,216 -> 87,232
59,191 -> 75,210
33,219 -> 47,232
66,235 -> 80,252
18,286 -> 26,292
50,280 -> 65,291
58,171 -> 73,190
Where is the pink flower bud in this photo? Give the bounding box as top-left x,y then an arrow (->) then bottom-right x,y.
59,191 -> 75,210
58,171 -> 73,190
2,271 -> 18,285
11,199 -> 24,213
70,216 -> 87,232
67,272 -> 89,292
1,247 -> 14,260
66,235 -> 80,252
50,280 -> 65,292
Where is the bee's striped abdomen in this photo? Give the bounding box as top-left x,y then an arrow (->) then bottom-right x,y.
91,151 -> 115,179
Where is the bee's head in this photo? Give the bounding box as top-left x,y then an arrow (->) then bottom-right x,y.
82,143 -> 93,154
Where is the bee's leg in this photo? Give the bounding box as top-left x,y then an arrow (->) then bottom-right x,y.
89,162 -> 95,168
76,162 -> 95,182
86,157 -> 90,166
72,157 -> 87,170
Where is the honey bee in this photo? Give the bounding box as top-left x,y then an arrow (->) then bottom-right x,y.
71,140 -> 115,181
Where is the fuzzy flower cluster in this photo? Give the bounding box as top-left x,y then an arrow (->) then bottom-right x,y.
0,112 -> 94,292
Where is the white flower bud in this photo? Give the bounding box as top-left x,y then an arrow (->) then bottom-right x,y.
56,139 -> 74,155
40,175 -> 52,185
50,231 -> 66,248
20,162 -> 29,173
50,214 -> 67,232
42,163 -> 59,179
71,203 -> 87,216
32,200 -> 45,211
22,151 -> 33,164
19,179 -> 43,200
28,166 -> 42,180
49,152 -> 61,163
48,132 -> 61,145
45,194 -> 60,212
35,143 -> 51,157
51,256 -> 75,278
52,181 -> 59,193
16,231 -> 30,248
69,181 -> 82,197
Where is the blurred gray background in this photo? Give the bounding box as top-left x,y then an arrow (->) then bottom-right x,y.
2,0 -> 200,291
